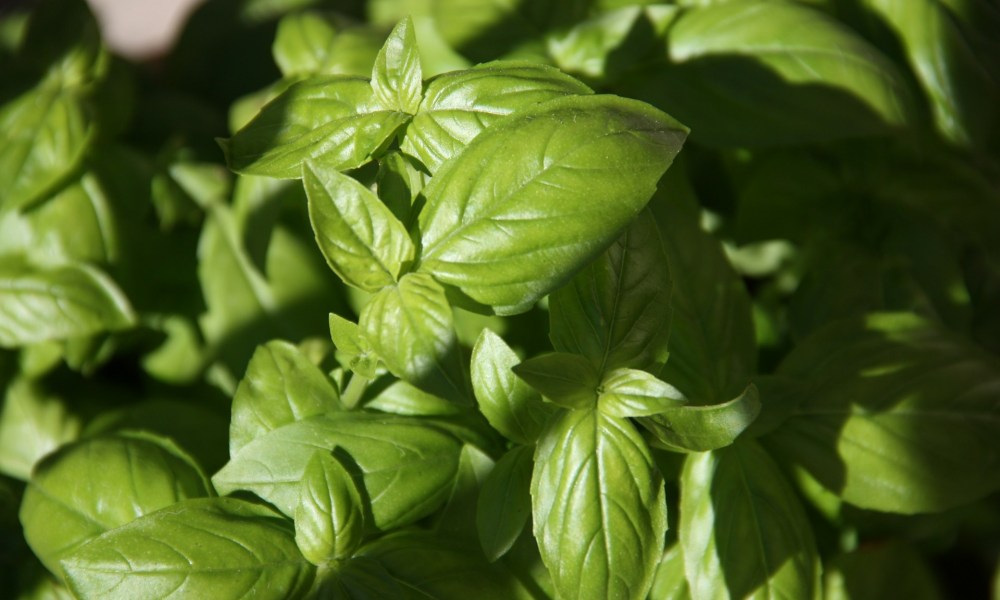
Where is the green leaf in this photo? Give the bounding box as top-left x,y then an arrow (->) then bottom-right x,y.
355,530 -> 537,599
532,408 -> 666,600
862,0 -> 999,148
212,412 -> 462,529
650,173 -> 756,404
0,171 -> 119,267
329,312 -> 380,380
680,441 -> 820,600
648,544 -> 691,600
400,62 -> 592,171
371,17 -> 423,114
272,11 -> 338,77
295,451 -> 365,565
20,432 -> 211,576
824,542 -> 944,600
418,94 -> 687,315
598,368 -> 687,418
61,497 -> 314,600
0,376 -> 80,480
433,444 -> 495,539
763,312 -> 1000,513
546,5 -> 677,85
470,328 -> 553,444
363,378 -> 465,417
477,445 -> 533,562
304,162 -> 415,292
513,352 -> 600,410
0,259 -> 135,348
550,211 -> 673,375
620,0 -> 913,146
640,385 -> 760,453
0,85 -> 93,210
229,340 -> 341,456
223,77 -> 410,178
359,272 -> 466,400
432,0 -> 591,63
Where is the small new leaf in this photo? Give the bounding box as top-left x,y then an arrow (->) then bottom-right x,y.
471,329 -> 553,444
61,498 -> 314,600
295,451 -> 365,565
229,340 -> 341,456
371,17 -> 422,114
304,162 -> 415,292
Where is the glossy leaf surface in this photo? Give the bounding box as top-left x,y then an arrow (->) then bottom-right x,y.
213,412 -> 462,529
304,162 -> 415,292
61,498 -> 314,600
470,329 -> 552,444
20,433 -> 211,576
229,340 -> 340,455
418,94 -> 687,314
359,272 -> 465,399
400,62 -> 592,171
223,77 -> 409,178
532,408 -> 666,600
295,451 -> 365,564
640,385 -> 760,452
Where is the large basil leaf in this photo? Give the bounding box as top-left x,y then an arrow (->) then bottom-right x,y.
20,432 -> 211,576
763,312 -> 1000,513
640,385 -> 760,452
532,407 -> 666,600
359,272 -> 466,400
223,77 -> 409,178
470,329 -> 553,444
650,173 -> 755,404
61,497 -> 314,600
400,62 -> 592,171
295,451 -> 365,565
680,441 -> 820,600
0,259 -> 135,347
371,17 -> 422,114
212,412 -> 462,529
229,340 -> 340,455
0,376 -> 80,480
619,0 -> 913,146
418,94 -> 687,315
862,0 -> 999,148
304,162 -> 415,292
476,445 -> 533,562
549,211 -> 672,375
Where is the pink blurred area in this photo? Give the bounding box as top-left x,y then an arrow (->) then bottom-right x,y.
85,0 -> 205,59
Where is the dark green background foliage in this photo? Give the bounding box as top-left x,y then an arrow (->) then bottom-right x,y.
1,0 -> 999,598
